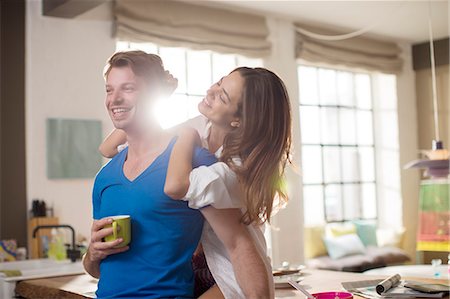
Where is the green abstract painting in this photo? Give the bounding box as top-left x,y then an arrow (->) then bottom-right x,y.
47,118 -> 102,179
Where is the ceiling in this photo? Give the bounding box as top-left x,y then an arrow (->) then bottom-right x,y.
201,0 -> 449,43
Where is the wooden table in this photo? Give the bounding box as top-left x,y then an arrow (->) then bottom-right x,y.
14,269 -> 450,299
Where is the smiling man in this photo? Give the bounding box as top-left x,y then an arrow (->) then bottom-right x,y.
82,51 -> 217,298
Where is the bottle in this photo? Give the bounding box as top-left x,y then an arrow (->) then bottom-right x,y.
47,229 -> 67,261
447,254 -> 450,276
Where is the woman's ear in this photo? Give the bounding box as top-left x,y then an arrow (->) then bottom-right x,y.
230,120 -> 240,128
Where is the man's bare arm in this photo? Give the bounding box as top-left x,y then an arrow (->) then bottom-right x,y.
201,207 -> 271,299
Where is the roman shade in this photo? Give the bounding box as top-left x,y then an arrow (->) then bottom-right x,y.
295,24 -> 403,74
114,0 -> 271,57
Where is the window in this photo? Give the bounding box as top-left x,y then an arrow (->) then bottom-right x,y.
298,65 -> 380,224
116,41 -> 262,129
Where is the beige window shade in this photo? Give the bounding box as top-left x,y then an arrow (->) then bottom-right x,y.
114,0 -> 271,57
295,24 -> 403,74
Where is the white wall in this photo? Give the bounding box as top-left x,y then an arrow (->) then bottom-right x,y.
396,43 -> 420,262
26,0 -> 116,241
264,18 -> 304,266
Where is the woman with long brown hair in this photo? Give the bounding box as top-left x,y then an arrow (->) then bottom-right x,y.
164,66 -> 292,298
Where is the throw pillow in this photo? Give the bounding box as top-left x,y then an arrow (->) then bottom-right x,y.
323,233 -> 366,259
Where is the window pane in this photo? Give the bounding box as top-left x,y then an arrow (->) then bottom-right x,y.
318,68 -> 337,105
341,147 -> 359,183
298,66 -> 319,105
236,56 -> 262,68
187,50 -> 211,95
339,108 -> 356,145
379,149 -> 400,189
155,94 -> 189,129
187,95 -> 203,119
300,106 -> 320,144
379,111 -> 399,149
337,71 -> 354,107
303,186 -> 325,225
343,184 -> 361,220
320,107 -> 339,144
325,184 -> 343,221
116,41 -> 130,51
130,42 -> 158,54
323,147 -> 341,183
357,110 -> 374,145
377,74 -> 397,110
212,53 -> 236,83
361,183 -> 377,219
159,47 -> 187,94
355,74 -> 372,109
301,145 -> 323,184
359,147 -> 375,182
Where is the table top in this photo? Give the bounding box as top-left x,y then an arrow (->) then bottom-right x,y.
14,269 -> 450,299
364,264 -> 450,279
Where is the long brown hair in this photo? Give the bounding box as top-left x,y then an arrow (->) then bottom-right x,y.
220,67 -> 292,225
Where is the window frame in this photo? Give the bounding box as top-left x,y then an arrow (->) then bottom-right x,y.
298,61 -> 379,224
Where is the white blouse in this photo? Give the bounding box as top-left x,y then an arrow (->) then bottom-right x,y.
184,117 -> 274,298
186,162 -> 275,299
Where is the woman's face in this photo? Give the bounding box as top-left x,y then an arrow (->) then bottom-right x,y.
198,71 -> 244,128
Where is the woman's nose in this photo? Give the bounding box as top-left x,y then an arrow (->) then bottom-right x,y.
206,87 -> 216,99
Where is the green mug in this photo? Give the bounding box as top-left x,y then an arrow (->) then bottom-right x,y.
104,215 -> 131,248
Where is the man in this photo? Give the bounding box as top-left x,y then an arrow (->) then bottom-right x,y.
83,51 -> 270,298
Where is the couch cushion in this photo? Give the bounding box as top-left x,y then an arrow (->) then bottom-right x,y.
304,225 -> 327,259
306,253 -> 385,272
376,227 -> 405,248
352,220 -> 378,247
365,246 -> 411,265
328,223 -> 357,237
323,234 -> 365,259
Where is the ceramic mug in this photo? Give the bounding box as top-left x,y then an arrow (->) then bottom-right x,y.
104,215 -> 131,248
311,292 -> 353,299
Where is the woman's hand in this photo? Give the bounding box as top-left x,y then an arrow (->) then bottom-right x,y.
83,218 -> 129,278
163,70 -> 178,96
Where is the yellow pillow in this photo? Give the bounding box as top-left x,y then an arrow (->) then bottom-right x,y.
329,223 -> 357,237
304,225 -> 327,259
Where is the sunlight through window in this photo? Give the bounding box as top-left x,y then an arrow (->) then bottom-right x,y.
116,41 -> 261,129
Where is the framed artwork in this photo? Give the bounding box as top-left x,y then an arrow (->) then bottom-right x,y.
46,118 -> 102,179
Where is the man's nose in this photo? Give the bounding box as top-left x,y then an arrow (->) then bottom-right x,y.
111,91 -> 124,105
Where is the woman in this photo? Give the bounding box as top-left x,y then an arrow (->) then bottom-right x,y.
101,67 -> 292,298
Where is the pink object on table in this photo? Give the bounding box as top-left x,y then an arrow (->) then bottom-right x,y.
311,292 -> 353,299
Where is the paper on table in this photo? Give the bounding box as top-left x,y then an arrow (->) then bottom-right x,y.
342,277 -> 446,299
376,274 -> 401,294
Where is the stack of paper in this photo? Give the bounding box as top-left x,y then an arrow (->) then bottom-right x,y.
342,275 -> 447,299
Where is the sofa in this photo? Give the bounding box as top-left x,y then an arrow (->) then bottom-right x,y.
304,221 -> 411,272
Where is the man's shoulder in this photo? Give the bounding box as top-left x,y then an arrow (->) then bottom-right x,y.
192,146 -> 217,168
95,149 -> 125,182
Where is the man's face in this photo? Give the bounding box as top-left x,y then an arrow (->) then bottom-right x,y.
105,66 -> 148,132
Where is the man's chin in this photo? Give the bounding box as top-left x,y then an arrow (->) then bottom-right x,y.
111,119 -> 131,131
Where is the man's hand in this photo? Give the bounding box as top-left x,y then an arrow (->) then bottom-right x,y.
83,218 -> 129,278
